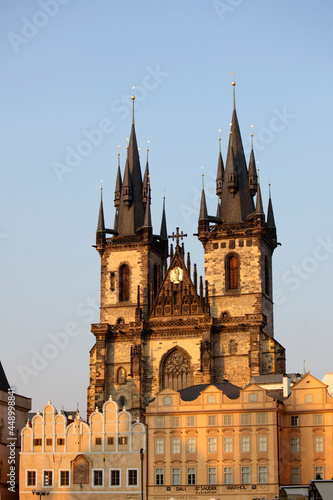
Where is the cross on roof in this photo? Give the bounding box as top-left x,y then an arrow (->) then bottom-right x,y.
168,227 -> 187,246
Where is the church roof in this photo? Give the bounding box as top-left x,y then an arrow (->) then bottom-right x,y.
179,382 -> 241,401
0,361 -> 10,391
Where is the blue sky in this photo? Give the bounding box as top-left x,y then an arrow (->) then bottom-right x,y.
1,0 -> 333,415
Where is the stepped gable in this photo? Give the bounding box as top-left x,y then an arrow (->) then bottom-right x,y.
150,235 -> 208,319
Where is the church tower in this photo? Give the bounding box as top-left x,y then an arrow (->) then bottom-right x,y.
198,79 -> 285,387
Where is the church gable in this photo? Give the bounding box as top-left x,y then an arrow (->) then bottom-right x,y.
150,241 -> 208,318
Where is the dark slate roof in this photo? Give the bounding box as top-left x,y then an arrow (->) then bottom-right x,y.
250,374 -> 284,384
0,362 -> 10,391
179,382 -> 241,402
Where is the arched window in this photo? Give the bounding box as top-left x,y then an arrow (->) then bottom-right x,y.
265,256 -> 270,296
226,254 -> 239,290
117,367 -> 126,384
119,264 -> 130,302
161,349 -> 192,391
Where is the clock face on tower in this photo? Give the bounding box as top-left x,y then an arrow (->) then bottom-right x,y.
170,267 -> 183,284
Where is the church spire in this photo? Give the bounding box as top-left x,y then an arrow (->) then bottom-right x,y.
267,183 -> 276,229
216,131 -> 224,198
254,171 -> 264,216
114,148 -> 122,208
248,128 -> 258,196
142,142 -> 150,206
143,178 -> 152,229
199,171 -> 208,228
96,183 -> 106,252
160,195 -> 167,241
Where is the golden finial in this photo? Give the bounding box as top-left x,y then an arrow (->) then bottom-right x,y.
147,140 -> 150,151
232,72 -> 236,110
257,161 -> 259,175
232,71 -> 236,86
126,137 -> 129,150
202,166 -> 205,189
131,86 -> 135,100
101,180 -> 103,191
250,125 -> 254,149
164,189 -> 166,199
117,145 -> 120,156
131,87 -> 135,124
218,129 -> 221,152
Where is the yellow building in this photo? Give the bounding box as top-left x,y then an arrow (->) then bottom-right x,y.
19,398 -> 146,500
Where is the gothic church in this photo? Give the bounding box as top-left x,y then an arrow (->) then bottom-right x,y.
87,82 -> 286,419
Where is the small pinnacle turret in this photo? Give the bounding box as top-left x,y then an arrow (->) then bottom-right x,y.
254,178 -> 264,217
248,133 -> 258,196
199,174 -> 208,226
267,184 -> 276,230
216,135 -> 224,197
160,196 -> 167,241
96,186 -> 106,252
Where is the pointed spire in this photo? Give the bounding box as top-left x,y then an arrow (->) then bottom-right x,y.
131,86 -> 135,125
97,182 -> 105,232
216,198 -> 222,219
267,183 -> 276,229
114,147 -> 122,208
142,142 -> 150,206
216,130 -> 224,197
248,127 -> 258,197
160,195 -> 167,241
226,132 -> 238,195
122,151 -> 133,207
143,180 -> 152,229
199,170 -> 208,221
232,72 -> 236,111
254,170 -> 264,216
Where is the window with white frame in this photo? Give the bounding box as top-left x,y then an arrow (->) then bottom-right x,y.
208,415 -> 217,426
257,413 -> 267,425
258,435 -> 267,452
187,416 -> 195,427
171,416 -> 180,427
155,438 -> 164,454
208,437 -> 217,453
258,465 -> 267,484
187,437 -> 196,453
291,467 -> 300,485
187,467 -> 196,485
314,414 -> 323,426
155,468 -> 164,485
315,466 -> 324,479
26,471 -> 36,487
172,467 -> 181,485
207,395 -> 216,404
223,467 -> 233,484
314,436 -> 324,452
290,415 -> 299,427
241,466 -> 250,484
163,396 -> 171,405
171,438 -> 180,454
110,469 -> 120,486
127,469 -> 138,486
249,393 -> 257,402
241,436 -> 250,452
290,437 -> 300,454
155,417 -> 164,428
223,414 -> 232,426
43,470 -> 53,487
93,469 -> 103,487
208,467 -> 217,485
59,470 -> 70,486
241,413 -> 250,425
224,436 -> 233,453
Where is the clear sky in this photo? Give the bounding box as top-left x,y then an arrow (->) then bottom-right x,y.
1,0 -> 333,416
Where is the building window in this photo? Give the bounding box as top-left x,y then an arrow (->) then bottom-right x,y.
226,254 -> 239,290
33,438 -> 42,446
57,438 -> 64,446
208,437 -> 217,453
60,470 -> 69,487
305,394 -> 313,404
155,417 -> 164,428
155,468 -> 164,485
187,438 -> 196,454
43,470 -> 53,487
290,437 -> 300,454
172,467 -> 181,485
118,436 -> 128,445
241,466 -> 251,484
208,415 -> 217,426
110,469 -> 120,486
290,415 -> 299,427
93,469 -> 103,487
230,339 -> 236,355
95,437 -> 102,445
224,436 -> 233,453
187,416 -> 195,427
163,396 -> 171,405
223,467 -> 233,484
257,413 -> 267,425
108,436 -> 114,445
187,467 -> 196,485
119,264 -> 130,302
258,435 -> 267,452
241,436 -> 250,452
249,393 -> 257,402
223,414 -> 232,426
258,466 -> 267,484
208,467 -> 217,485
314,436 -> 324,452
241,414 -> 250,425
171,438 -> 181,454
171,416 -> 180,427
155,438 -> 164,455
291,467 -> 300,485
27,471 -> 36,487
314,414 -> 323,426
161,349 -> 192,391
46,438 -> 52,446
117,367 -> 126,384
127,469 -> 138,486
118,396 -> 126,408
207,395 -> 216,404
315,466 -> 324,480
